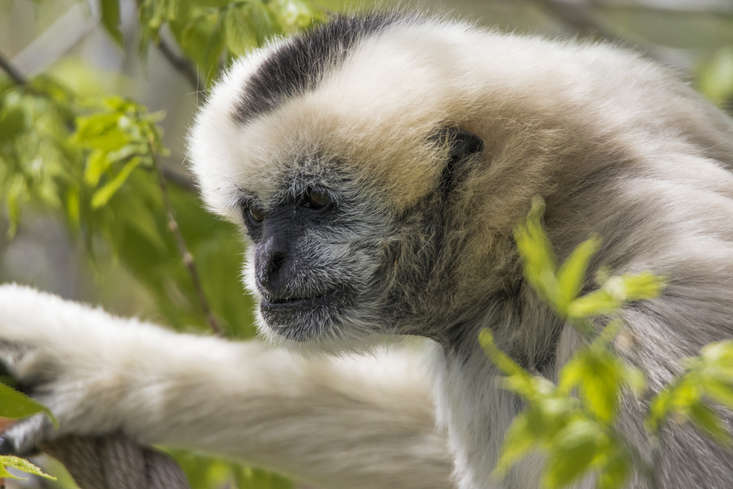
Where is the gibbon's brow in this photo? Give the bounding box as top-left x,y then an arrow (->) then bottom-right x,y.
233,12 -> 404,124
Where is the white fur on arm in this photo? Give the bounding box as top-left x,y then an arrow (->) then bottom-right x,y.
0,284 -> 453,489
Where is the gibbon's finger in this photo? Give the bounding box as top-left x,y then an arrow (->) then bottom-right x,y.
0,418 -> 13,432
0,418 -> 15,455
0,340 -> 31,385
0,414 -> 50,457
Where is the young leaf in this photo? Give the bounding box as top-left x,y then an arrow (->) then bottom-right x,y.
100,0 -> 124,45
225,6 -> 258,56
618,273 -> 665,302
248,0 -> 279,44
0,383 -> 55,424
542,419 -> 605,489
84,149 -> 112,186
687,400 -> 731,445
555,235 -> 600,313
0,455 -> 56,480
703,378 -> 733,409
514,197 -> 559,308
0,106 -> 25,142
91,156 -> 142,208
597,449 -> 632,489
479,329 -> 526,378
567,290 -> 620,319
493,412 -> 537,476
701,340 -> 733,366
579,353 -> 621,423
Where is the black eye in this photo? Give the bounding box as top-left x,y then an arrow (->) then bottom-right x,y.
244,205 -> 265,224
302,188 -> 332,210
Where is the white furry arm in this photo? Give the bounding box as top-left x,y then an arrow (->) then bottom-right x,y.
0,284 -> 452,489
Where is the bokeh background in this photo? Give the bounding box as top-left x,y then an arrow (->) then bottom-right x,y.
1,0 -> 732,487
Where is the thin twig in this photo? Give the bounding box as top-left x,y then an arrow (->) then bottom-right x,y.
161,165 -> 197,191
535,0 -> 629,44
156,37 -> 203,91
0,51 -> 28,85
151,146 -> 222,335
592,0 -> 733,18
531,0 -> 688,67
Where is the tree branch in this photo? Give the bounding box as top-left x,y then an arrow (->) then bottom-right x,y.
150,146 -> 222,336
0,51 -> 28,86
593,0 -> 733,18
531,0 -> 690,68
535,0 -> 629,44
161,166 -> 197,191
156,37 -> 203,91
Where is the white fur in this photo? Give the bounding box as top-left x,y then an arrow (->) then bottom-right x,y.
0,284 -> 451,489
3,14 -> 733,489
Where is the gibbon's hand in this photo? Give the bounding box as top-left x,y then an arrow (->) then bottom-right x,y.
0,284 -> 452,489
0,284 -> 146,455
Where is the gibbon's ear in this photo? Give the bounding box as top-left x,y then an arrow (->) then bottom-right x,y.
434,127 -> 484,194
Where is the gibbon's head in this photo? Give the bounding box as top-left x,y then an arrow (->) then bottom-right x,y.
188,12 -> 688,347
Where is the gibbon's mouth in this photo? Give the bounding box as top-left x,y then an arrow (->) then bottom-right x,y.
259,285 -> 357,342
260,288 -> 345,310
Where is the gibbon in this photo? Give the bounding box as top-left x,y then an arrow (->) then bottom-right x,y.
2,11 -> 733,489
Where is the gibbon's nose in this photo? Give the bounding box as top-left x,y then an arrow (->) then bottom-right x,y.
256,236 -> 289,297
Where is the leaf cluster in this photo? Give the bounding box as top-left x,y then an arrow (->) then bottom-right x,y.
0,1 -> 324,486
483,197 -> 733,489
0,382 -> 57,480
125,0 -> 325,84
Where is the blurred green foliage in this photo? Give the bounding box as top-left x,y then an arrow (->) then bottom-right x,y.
0,0 -> 326,486
699,47 -> 733,108
483,198 -> 733,489
0,456 -> 56,483
1,0 -> 733,487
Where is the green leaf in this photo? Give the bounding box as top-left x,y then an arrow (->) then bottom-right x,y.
597,449 -> 632,489
73,113 -> 131,152
557,354 -> 585,394
84,149 -> 111,186
703,378 -> 733,409
621,363 -> 646,397
698,46 -> 733,106
0,455 -> 56,480
100,0 -> 123,45
225,6 -> 258,56
514,197 -> 559,308
618,273 -> 665,302
269,0 -> 322,32
688,401 -> 731,445
479,329 -> 525,378
0,106 -> 25,142
567,289 -> 620,319
0,383 -> 55,424
647,386 -> 673,433
235,465 -> 293,489
580,354 -> 620,423
701,340 -> 733,366
248,0 -> 279,44
555,235 -> 600,313
5,175 -> 27,239
647,378 -> 701,433
542,419 -> 605,489
494,412 -> 537,476
181,12 -> 226,85
91,156 -> 142,208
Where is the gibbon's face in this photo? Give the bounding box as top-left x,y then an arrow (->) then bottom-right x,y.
189,14 -> 525,345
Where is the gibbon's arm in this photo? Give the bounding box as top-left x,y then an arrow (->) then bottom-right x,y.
0,284 -> 453,489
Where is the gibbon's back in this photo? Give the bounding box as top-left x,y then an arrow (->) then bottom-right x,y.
189,12 -> 733,489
